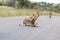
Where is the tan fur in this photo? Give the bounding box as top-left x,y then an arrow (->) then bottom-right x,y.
23,12 -> 39,27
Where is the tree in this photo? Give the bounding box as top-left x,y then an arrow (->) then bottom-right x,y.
7,0 -> 16,7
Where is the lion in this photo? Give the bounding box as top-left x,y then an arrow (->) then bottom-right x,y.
23,12 -> 39,27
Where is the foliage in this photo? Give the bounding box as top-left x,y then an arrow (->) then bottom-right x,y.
0,2 -> 3,6
0,0 -> 60,13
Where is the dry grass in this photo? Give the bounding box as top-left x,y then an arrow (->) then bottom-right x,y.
0,6 -> 60,17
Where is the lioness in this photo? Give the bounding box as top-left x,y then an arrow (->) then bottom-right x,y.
23,12 -> 39,27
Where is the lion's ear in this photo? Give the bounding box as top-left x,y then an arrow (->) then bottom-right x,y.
32,14 -> 35,16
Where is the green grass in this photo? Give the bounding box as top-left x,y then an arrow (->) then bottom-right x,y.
0,6 -> 60,17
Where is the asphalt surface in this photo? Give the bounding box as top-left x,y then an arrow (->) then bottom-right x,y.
0,16 -> 60,40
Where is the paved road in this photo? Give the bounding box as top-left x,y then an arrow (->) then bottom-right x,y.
0,16 -> 60,40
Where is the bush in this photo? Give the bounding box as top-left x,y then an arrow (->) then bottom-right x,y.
0,2 -> 3,6
6,2 -> 13,6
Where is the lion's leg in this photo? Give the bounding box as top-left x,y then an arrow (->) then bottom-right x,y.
23,20 -> 27,26
34,22 -> 38,27
23,23 -> 28,26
